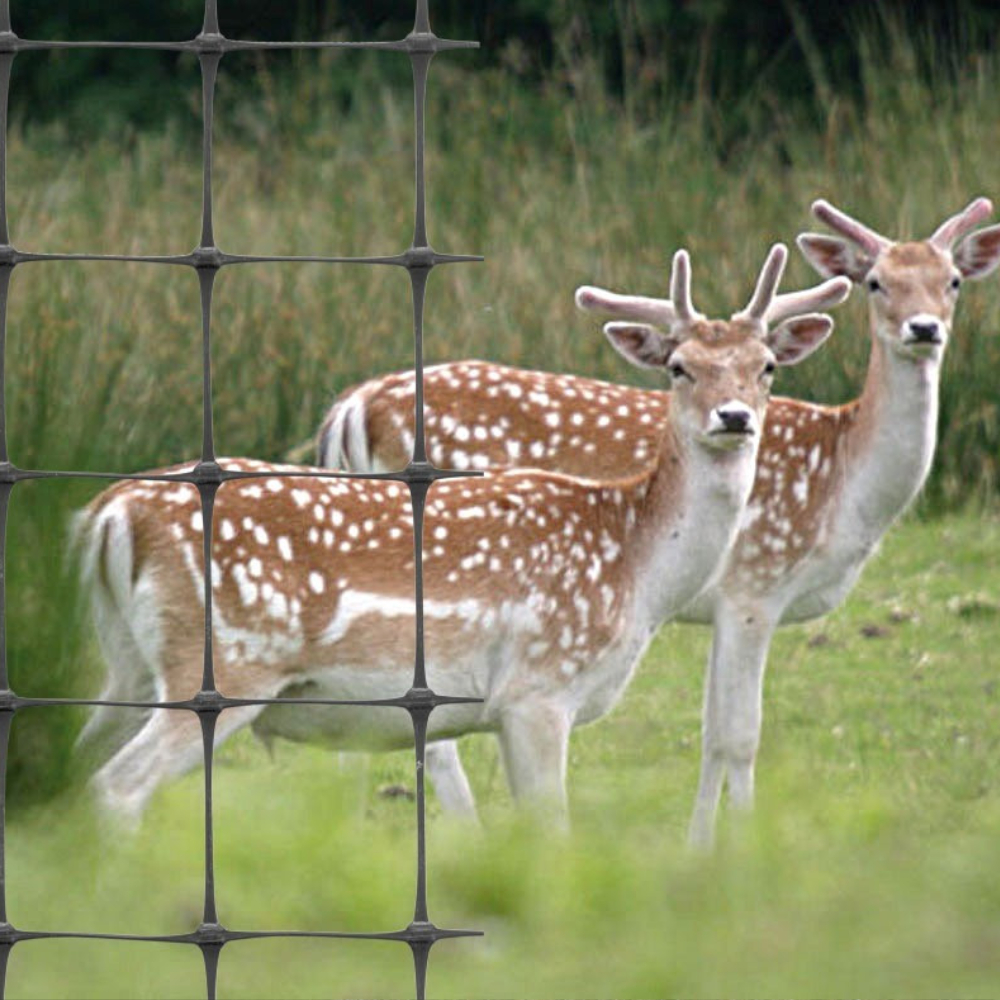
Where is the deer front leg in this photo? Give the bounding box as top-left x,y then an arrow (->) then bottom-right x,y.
425,739 -> 479,821
688,600 -> 777,848
497,699 -> 572,828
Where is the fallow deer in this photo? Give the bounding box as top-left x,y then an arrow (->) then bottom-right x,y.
317,199 -> 1000,843
77,245 -> 847,824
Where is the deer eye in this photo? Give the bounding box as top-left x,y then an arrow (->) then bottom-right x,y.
867,277 -> 883,294
668,363 -> 690,381
949,275 -> 962,292
762,360 -> 776,377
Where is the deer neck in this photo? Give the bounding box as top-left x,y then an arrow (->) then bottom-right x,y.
624,422 -> 759,632
842,331 -> 941,531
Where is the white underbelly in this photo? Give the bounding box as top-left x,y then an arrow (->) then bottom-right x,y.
251,664 -> 490,751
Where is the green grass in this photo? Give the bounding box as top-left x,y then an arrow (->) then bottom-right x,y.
6,512 -> 1000,999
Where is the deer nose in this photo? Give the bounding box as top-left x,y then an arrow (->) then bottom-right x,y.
716,405 -> 752,434
906,317 -> 943,344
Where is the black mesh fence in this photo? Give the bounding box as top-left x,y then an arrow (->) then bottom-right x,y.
0,1 -> 484,997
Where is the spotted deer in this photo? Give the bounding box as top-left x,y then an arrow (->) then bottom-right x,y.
77,245 -> 846,824
318,199 -> 1000,843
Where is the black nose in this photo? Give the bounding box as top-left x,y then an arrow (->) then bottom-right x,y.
718,408 -> 750,433
909,321 -> 940,343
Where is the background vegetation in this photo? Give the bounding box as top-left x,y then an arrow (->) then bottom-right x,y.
4,3 -> 1000,998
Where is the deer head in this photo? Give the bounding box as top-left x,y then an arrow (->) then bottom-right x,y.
798,197 -> 1000,360
576,244 -> 851,452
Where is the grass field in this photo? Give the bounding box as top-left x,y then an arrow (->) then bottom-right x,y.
4,11 -> 1000,1000
5,512 -> 1000,999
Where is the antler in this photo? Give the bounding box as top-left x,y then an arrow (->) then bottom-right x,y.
734,243 -> 788,322
929,196 -> 994,249
668,249 -> 699,323
579,242 -> 848,333
812,199 -> 892,256
732,243 -> 849,326
575,246 -> 709,329
574,286 -> 677,327
763,275 -> 852,326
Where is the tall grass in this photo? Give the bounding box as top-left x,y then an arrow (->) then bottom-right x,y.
6,20 -> 1000,794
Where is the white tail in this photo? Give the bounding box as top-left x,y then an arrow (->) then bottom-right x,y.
79,245 -> 845,824
315,198 -> 1000,845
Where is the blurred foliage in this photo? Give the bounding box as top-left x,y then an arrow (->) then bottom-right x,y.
6,515 -> 1000,997
9,1 -> 1000,138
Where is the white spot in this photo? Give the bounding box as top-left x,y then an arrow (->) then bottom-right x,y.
309,572 -> 325,595
163,486 -> 195,505
221,519 -> 236,541
792,476 -> 810,505
586,554 -> 602,583
278,536 -> 293,561
232,564 -> 258,606
267,590 -> 289,621
598,530 -> 621,562
254,525 -> 269,546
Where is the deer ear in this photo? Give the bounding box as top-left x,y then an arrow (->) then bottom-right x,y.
797,233 -> 874,283
767,313 -> 834,366
603,322 -> 682,370
954,224 -> 1000,280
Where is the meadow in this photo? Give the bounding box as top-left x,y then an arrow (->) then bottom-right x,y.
7,515 -> 1000,998
4,14 -> 1000,1000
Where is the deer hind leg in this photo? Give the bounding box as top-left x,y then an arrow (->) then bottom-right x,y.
93,707 -> 207,823
76,587 -> 161,766
425,739 -> 478,821
688,600 -> 777,849
92,638 -> 283,826
93,696 -> 277,826
497,700 -> 572,828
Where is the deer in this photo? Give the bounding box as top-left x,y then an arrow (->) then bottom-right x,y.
315,199 -> 1000,843
75,245 -> 848,825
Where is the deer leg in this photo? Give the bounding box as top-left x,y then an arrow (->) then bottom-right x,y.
92,707 -> 207,824
689,602 -> 776,848
497,700 -> 572,828
92,664 -> 280,826
425,739 -> 478,821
